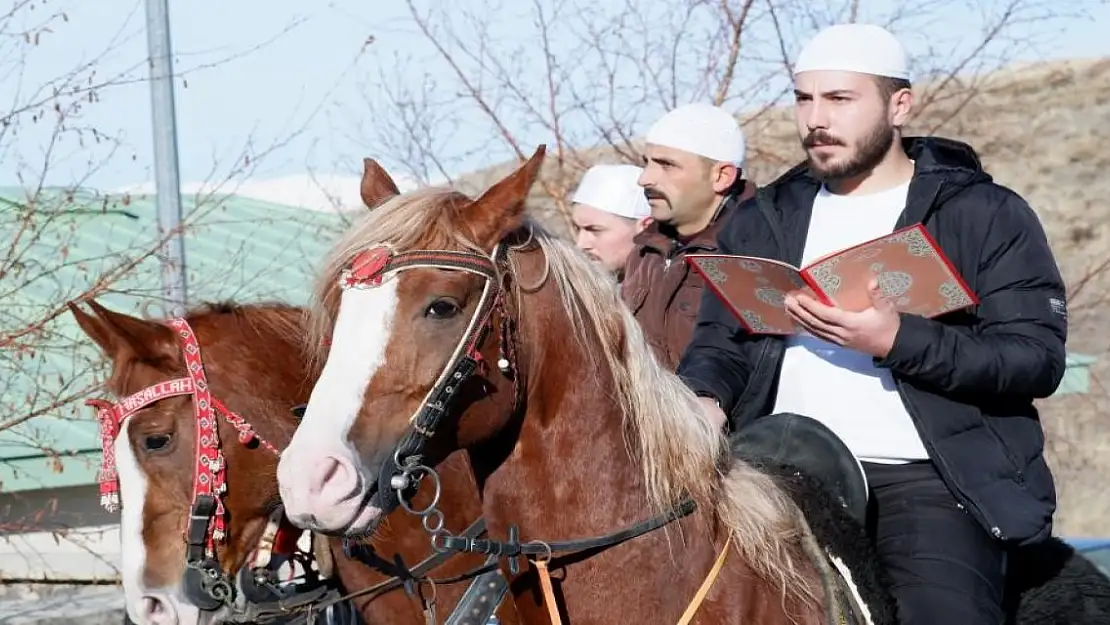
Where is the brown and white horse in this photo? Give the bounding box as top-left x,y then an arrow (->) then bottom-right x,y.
70,295 -> 522,624
273,145 -> 1110,625
273,145 -> 872,624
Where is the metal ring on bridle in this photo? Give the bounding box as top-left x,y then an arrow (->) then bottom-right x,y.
527,539 -> 554,565
430,530 -> 451,554
420,577 -> 438,603
421,507 -> 446,534
391,445 -> 411,472
396,464 -> 442,516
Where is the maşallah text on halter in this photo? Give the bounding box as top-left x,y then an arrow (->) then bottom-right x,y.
686,223 -> 978,335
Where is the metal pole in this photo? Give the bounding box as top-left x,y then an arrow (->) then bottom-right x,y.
144,0 -> 187,317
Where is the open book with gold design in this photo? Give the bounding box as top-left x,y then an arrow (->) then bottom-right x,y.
685,224 -> 979,335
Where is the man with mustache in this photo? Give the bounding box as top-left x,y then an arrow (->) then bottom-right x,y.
619,102 -> 754,369
677,23 -> 1066,624
570,163 -> 653,280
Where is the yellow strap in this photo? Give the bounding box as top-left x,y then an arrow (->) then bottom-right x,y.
676,535 -> 732,625
532,534 -> 731,625
534,559 -> 563,625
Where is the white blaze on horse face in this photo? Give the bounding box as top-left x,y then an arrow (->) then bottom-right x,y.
278,277 -> 399,525
117,416 -> 206,625
116,418 -> 149,621
308,279 -> 399,450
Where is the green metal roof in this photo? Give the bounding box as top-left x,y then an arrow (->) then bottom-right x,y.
0,186 -> 353,492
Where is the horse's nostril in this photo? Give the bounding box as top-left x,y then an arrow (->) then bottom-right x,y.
312,454 -> 361,500
143,596 -> 161,614
321,457 -> 340,484
140,594 -> 178,625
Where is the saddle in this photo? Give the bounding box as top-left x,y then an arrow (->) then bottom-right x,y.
729,413 -> 869,529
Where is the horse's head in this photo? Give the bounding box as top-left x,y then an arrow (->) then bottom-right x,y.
276,146 -> 546,536
70,300 -> 308,625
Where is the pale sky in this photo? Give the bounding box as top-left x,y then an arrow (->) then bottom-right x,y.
1,0 -> 1107,193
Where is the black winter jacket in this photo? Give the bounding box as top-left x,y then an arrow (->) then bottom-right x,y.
677,136 -> 1068,546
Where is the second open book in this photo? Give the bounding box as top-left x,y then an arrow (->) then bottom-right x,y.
685,223 -> 978,335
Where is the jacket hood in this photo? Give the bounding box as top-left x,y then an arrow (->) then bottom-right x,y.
904,135 -> 993,189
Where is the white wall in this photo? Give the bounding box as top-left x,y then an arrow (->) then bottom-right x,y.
0,484 -> 121,581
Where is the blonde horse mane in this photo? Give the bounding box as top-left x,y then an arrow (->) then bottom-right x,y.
305,187 -> 817,609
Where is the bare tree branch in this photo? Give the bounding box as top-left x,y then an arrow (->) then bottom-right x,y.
713,0 -> 756,106
0,4 -> 360,511
334,0 -> 1093,240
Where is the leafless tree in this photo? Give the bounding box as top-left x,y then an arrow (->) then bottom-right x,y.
0,1 -> 340,502
338,0 -> 1098,234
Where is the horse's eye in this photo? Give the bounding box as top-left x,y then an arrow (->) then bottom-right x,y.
145,434 -> 171,452
425,299 -> 461,319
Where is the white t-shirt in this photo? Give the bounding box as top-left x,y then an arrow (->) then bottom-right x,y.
770,180 -> 930,464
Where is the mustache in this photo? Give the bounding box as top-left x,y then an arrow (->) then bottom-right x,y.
802,130 -> 845,148
643,188 -> 668,202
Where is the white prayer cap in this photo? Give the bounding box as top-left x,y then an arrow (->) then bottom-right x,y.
570,164 -> 652,220
793,23 -> 910,81
644,103 -> 745,167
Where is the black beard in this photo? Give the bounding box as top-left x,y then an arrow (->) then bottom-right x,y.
805,121 -> 895,183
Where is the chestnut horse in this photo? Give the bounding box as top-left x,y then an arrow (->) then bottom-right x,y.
273,145 -> 878,624
69,298 -> 521,625
274,145 -> 1110,625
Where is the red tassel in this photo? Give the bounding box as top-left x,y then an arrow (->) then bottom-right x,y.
273,520 -> 303,556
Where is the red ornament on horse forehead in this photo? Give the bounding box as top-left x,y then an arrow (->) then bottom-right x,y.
350,247 -> 392,282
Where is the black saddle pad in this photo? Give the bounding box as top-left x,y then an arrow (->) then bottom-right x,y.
729,413 -> 869,528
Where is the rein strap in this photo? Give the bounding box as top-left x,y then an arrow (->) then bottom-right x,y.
527,504 -> 728,625
438,498 -> 698,573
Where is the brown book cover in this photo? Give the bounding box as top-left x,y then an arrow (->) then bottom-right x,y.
686,224 -> 979,335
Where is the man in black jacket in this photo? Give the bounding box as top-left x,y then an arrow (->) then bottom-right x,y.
677,23 -> 1067,624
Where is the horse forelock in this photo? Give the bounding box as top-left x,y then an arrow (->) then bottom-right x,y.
305,187 -> 477,371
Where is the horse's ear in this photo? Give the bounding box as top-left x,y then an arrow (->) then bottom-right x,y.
69,301 -> 116,356
360,158 -> 400,210
68,299 -> 177,363
467,145 -> 546,247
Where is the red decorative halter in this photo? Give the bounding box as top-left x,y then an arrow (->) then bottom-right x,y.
86,317 -> 279,556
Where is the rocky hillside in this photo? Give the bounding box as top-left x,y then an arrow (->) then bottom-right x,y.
457,57 -> 1110,535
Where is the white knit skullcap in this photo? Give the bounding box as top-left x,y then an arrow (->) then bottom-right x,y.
794,23 -> 910,81
644,103 -> 745,167
570,164 -> 652,220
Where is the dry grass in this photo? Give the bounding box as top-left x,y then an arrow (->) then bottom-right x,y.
456,56 -> 1110,536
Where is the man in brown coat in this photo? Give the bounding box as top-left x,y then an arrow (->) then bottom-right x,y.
620,103 -> 754,369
